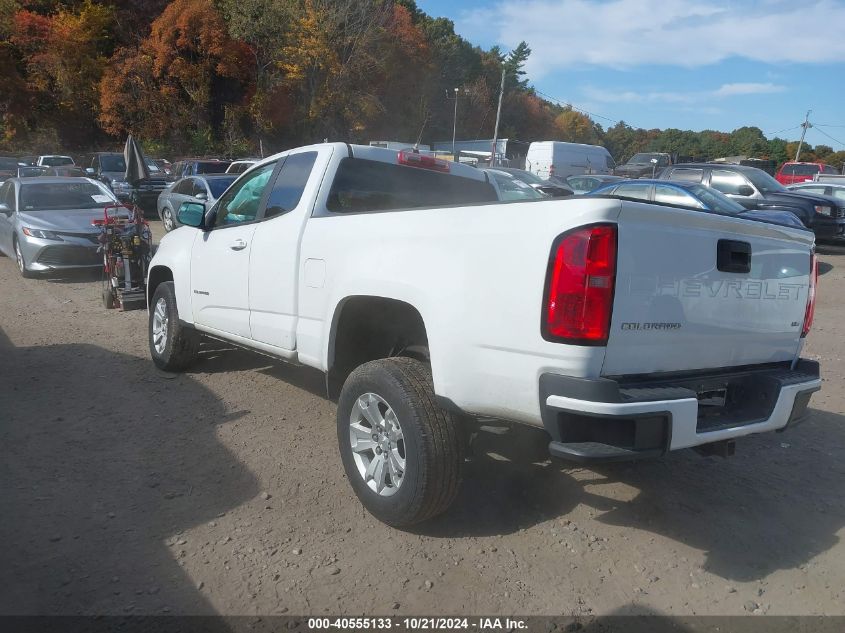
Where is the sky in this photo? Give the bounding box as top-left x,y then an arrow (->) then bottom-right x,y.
417,0 -> 845,146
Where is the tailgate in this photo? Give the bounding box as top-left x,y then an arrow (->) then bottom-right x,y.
602,203 -> 814,376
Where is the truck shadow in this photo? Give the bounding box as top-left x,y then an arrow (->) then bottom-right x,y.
0,328 -> 258,619
418,411 -> 845,583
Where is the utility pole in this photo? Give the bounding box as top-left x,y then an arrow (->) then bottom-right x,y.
491,65 -> 506,166
795,110 -> 812,162
446,88 -> 460,159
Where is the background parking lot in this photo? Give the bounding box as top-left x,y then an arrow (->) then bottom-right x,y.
1,222 -> 843,617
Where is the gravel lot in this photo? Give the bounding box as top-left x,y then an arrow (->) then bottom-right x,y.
1,222 -> 844,617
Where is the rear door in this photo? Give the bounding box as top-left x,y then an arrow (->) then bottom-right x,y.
602,202 -> 813,376
248,149 -> 323,350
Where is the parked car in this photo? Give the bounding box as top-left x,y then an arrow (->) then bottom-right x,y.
157,174 -> 237,232
86,152 -> 169,214
525,141 -> 615,180
659,163 -> 845,241
19,156 -> 37,166
564,174 -> 624,194
146,143 -> 819,526
152,158 -> 172,176
775,161 -> 837,186
169,159 -> 232,181
45,166 -> 86,178
488,167 -> 573,197
17,166 -> 48,178
36,155 -> 75,167
587,179 -> 804,228
482,168 -> 548,201
0,156 -> 19,184
613,152 -> 672,178
0,177 -> 121,277
226,159 -> 260,175
787,182 -> 845,203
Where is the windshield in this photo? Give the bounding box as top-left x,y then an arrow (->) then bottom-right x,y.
687,184 -> 746,213
19,167 -> 47,177
745,168 -> 786,194
20,181 -> 116,210
145,157 -> 161,173
207,176 -> 237,198
628,153 -> 668,166
41,156 -> 74,167
100,155 -> 126,172
488,171 -> 546,201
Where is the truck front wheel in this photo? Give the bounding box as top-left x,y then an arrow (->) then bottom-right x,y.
337,357 -> 464,527
149,281 -> 199,371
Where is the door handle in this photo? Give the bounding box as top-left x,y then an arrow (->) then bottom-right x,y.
230,238 -> 248,251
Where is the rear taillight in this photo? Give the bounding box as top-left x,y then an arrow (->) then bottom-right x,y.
801,252 -> 817,338
543,224 -> 617,345
397,150 -> 450,172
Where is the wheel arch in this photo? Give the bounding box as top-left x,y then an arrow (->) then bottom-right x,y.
326,295 -> 431,401
147,265 -> 174,308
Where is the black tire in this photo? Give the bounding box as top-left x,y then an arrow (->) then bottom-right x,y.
148,281 -> 199,371
337,357 -> 463,527
14,238 -> 36,278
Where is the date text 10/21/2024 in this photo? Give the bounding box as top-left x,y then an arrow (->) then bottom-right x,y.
307,618 -> 528,630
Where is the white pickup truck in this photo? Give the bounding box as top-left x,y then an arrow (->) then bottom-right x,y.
147,143 -> 821,526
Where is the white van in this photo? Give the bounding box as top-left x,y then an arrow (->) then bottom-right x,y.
525,141 -> 615,180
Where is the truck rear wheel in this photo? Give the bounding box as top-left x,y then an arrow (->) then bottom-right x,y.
337,357 -> 463,527
149,281 -> 199,371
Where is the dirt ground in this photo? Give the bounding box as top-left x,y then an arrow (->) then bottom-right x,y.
1,222 -> 844,618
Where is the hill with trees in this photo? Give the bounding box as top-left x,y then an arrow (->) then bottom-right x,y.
1,0 -> 842,169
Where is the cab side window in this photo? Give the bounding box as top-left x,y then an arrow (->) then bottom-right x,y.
264,152 -> 318,219
211,162 -> 276,228
613,183 -> 651,200
667,168 -> 703,183
710,169 -> 751,195
654,185 -> 699,208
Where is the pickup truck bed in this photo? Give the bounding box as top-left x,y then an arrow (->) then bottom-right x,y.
146,143 -> 821,526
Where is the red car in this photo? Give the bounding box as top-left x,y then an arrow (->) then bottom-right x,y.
775,161 -> 838,185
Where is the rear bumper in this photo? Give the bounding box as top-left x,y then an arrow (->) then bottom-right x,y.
540,360 -> 821,462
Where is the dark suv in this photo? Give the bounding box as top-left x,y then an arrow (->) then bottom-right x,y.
87,152 -> 169,214
659,163 -> 845,241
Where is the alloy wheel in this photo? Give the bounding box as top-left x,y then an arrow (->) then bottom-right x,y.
349,392 -> 406,496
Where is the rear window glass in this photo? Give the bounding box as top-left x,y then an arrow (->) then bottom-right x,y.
100,155 -> 126,171
782,164 -> 820,176
667,168 -> 703,183
326,158 -> 497,213
40,156 -> 74,167
196,162 -> 231,174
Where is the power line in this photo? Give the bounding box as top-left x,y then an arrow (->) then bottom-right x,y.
764,125 -> 801,137
533,89 -> 621,125
812,126 -> 845,147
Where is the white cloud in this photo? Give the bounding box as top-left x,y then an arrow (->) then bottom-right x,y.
581,82 -> 787,104
712,82 -> 786,97
459,0 -> 845,76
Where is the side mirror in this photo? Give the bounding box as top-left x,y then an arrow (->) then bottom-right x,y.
194,192 -> 208,201
737,185 -> 754,197
85,168 -> 96,176
0,202 -> 10,216
177,201 -> 206,229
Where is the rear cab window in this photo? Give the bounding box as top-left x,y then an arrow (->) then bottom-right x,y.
325,158 -> 497,213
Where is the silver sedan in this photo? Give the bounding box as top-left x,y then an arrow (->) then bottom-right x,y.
0,177 -> 120,277
156,174 -> 237,231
